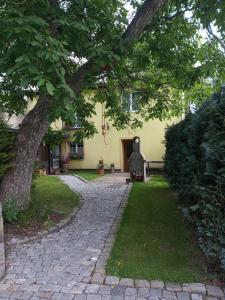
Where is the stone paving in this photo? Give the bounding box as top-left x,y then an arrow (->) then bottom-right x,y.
0,174 -> 224,300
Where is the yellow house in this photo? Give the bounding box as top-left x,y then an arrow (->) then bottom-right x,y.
60,92 -> 180,172
2,92 -> 180,173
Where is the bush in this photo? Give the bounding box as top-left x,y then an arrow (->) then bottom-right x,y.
2,199 -> 19,223
0,118 -> 14,183
164,88 -> 225,270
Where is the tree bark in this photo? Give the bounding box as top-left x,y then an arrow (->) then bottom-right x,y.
0,96 -> 52,209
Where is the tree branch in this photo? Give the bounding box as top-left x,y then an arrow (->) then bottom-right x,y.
207,24 -> 225,53
163,8 -> 193,21
68,0 -> 167,95
122,0 -> 166,40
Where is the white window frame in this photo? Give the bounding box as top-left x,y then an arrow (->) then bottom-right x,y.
70,141 -> 84,160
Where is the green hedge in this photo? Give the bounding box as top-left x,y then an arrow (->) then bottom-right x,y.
0,118 -> 14,183
164,89 -> 225,270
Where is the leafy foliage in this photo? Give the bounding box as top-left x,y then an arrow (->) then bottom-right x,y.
164,88 -> 225,270
43,127 -> 65,147
2,199 -> 19,224
1,1 -> 225,135
0,118 -> 14,183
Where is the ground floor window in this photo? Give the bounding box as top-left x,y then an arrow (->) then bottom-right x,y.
70,141 -> 84,160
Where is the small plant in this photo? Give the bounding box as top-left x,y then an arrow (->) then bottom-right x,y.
70,152 -> 83,160
2,199 -> 19,224
62,153 -> 70,164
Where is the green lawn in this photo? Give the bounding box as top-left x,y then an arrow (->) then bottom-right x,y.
18,176 -> 79,226
106,176 -> 206,283
72,170 -> 101,181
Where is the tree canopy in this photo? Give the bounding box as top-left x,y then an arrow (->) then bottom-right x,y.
1,0 -> 225,135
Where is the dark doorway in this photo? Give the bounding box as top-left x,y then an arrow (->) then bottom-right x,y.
37,144 -> 61,174
37,144 -> 50,173
50,144 -> 61,174
122,139 -> 133,172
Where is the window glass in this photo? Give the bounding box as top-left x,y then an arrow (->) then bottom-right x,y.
70,142 -> 84,159
73,116 -> 82,128
66,116 -> 82,128
121,93 -> 140,112
121,94 -> 130,112
131,92 -> 140,112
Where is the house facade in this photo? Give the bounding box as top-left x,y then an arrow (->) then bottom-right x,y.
2,93 -> 180,173
60,94 -> 180,172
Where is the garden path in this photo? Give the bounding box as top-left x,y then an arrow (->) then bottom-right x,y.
0,174 -> 223,300
0,174 -> 128,299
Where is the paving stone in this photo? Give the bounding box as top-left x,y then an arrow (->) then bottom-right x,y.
92,274 -> 105,285
83,277 -> 92,284
205,297 -> 220,300
183,284 -> 206,295
72,285 -> 87,295
206,285 -> 224,297
191,294 -> 203,300
74,295 -> 87,300
150,288 -> 163,297
52,292 -> 75,300
111,287 -> 126,296
32,291 -> 52,299
138,287 -> 150,297
125,296 -> 136,300
102,296 -> 112,300
99,285 -> 112,295
85,284 -> 101,294
87,295 -> 102,300
39,284 -> 61,293
105,276 -> 120,286
177,291 -> 190,300
119,278 -> 134,288
125,288 -> 137,297
135,280 -> 150,288
111,297 -> 124,300
60,286 -> 74,294
163,291 -> 177,300
150,280 -> 164,289
10,291 -> 32,300
166,283 -> 182,292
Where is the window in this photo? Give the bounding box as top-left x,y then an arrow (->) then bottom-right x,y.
66,116 -> 82,129
121,92 -> 140,112
73,116 -> 82,128
70,141 -> 84,160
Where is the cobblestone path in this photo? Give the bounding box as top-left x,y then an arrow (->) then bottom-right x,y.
0,174 -> 224,300
0,174 -> 128,299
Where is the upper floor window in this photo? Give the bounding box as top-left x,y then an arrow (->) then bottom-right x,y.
66,116 -> 82,129
122,92 -> 140,112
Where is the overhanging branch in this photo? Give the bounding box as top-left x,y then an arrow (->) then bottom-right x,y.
207,24 -> 225,53
68,0 -> 167,95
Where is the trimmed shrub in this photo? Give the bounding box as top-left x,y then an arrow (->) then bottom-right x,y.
164,89 -> 225,270
0,118 -> 14,183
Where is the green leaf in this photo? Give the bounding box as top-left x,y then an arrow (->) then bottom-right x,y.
46,82 -> 55,95
37,78 -> 45,87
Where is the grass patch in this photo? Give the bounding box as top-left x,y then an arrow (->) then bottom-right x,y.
72,170 -> 101,181
106,176 -> 206,283
5,176 -> 79,231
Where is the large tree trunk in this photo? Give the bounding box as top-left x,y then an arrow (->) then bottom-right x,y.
0,96 -> 52,209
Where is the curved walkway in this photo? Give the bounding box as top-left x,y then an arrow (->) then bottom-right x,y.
0,174 -> 128,299
0,174 -> 224,300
